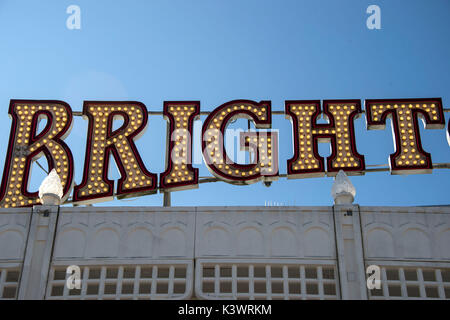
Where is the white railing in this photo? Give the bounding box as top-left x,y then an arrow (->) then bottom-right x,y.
46,259 -> 193,300
195,259 -> 339,300
0,263 -> 22,300
366,261 -> 450,300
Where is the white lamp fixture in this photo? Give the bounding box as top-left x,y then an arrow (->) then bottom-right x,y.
331,170 -> 356,205
38,169 -> 64,205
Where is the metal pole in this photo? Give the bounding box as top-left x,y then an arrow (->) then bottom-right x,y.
163,191 -> 171,207
163,118 -> 171,207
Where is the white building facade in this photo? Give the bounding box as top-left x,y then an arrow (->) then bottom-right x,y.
0,204 -> 449,300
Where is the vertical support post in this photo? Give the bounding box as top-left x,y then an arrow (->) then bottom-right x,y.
163,191 -> 171,207
163,116 -> 171,207
18,205 -> 59,299
333,204 -> 367,299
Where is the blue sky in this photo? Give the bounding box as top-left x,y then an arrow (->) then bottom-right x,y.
0,0 -> 449,207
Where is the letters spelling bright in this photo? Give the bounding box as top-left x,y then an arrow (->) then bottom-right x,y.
0,98 -> 446,207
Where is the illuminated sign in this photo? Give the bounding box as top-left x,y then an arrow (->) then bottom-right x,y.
0,98 -> 447,208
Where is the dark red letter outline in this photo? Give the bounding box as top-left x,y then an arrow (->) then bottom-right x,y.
160,101 -> 200,192
0,100 -> 74,208
365,98 -> 445,174
73,101 -> 157,204
202,100 -> 278,184
285,100 -> 365,179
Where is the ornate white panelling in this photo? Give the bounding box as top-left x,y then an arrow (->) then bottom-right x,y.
361,206 -> 450,261
0,208 -> 31,261
195,207 -> 336,259
53,207 -> 195,260
2,205 -> 450,300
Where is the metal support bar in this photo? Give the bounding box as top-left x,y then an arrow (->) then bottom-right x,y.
60,162 -> 450,205
71,108 -> 450,117
35,161 -> 49,175
162,116 -> 171,207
